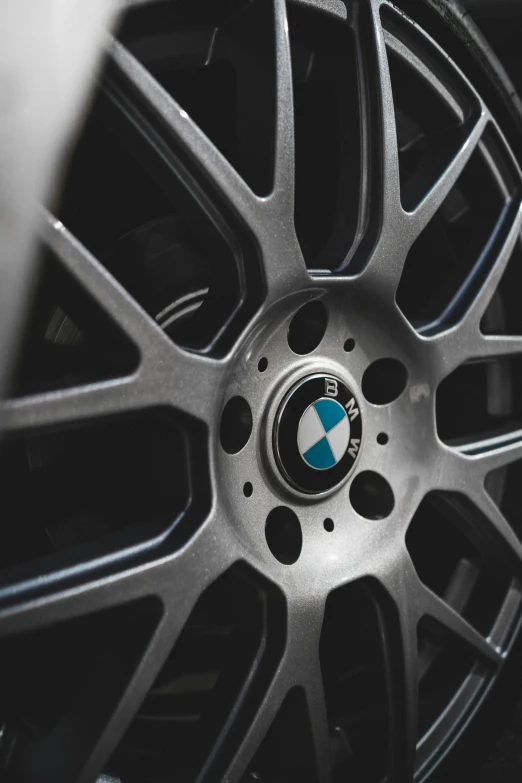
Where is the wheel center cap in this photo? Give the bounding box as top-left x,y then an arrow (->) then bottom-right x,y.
273,374 -> 363,494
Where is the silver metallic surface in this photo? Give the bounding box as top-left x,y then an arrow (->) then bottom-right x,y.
0,0 -> 522,781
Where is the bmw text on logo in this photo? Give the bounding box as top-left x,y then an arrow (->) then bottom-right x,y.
274,375 -> 363,494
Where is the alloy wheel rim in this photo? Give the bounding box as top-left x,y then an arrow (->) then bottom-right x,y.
2,1 -> 522,782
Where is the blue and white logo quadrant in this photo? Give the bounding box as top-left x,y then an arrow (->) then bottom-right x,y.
297,398 -> 350,470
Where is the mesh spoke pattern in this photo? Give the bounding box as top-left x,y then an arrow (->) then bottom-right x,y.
2,1 -> 522,782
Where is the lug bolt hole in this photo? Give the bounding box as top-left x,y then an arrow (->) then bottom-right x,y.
323,518 -> 334,533
258,357 -> 268,373
362,358 -> 408,405
265,507 -> 302,565
377,433 -> 389,445
220,396 -> 253,454
243,482 -> 253,497
288,300 -> 328,355
350,471 -> 394,520
343,338 -> 355,353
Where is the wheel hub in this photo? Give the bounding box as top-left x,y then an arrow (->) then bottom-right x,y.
274,373 -> 363,493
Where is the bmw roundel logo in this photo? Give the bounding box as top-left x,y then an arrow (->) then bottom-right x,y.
274,374 -> 363,494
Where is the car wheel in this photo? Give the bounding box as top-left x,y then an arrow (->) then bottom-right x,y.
1,1 -> 522,782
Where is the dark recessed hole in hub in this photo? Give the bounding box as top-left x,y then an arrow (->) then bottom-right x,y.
243,482 -> 253,498
258,357 -> 268,373
343,338 -> 355,353
220,396 -> 253,454
362,358 -> 408,405
265,507 -> 302,565
377,433 -> 389,446
324,518 -> 334,533
287,301 -> 328,355
350,472 -> 394,520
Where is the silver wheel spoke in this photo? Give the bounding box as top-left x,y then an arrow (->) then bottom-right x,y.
3,214 -> 227,430
425,203 -> 522,378
109,40 -> 260,234
74,610 -> 193,783
358,0 -> 404,294
1,377 -> 142,432
73,520 -> 235,783
377,564 -> 419,782
0,517 -> 234,783
294,602 -> 332,783
458,427 -> 522,474
304,663 -> 333,783
40,210 -> 173,357
221,598 -> 331,783
476,334 -> 522,360
368,0 -> 402,233
408,111 -> 490,239
419,583 -> 503,667
109,8 -> 309,304
454,200 -> 522,340
466,489 -> 522,572
221,670 -> 288,783
272,0 -> 295,208
259,0 -> 309,300
0,511 -> 231,639
384,603 -> 419,781
0,343 -> 225,430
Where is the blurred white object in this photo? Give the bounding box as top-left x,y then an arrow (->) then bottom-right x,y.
0,0 -> 120,407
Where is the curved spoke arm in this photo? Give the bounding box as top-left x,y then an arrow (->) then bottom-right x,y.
272,0 -> 296,207
453,430 -> 522,571
469,489 -> 522,573
425,202 -> 522,379
0,516 -> 235,783
439,198 -> 522,337
375,575 -> 419,783
40,211 -> 173,357
0,376 -> 142,432
287,601 -> 332,783
355,5 -> 491,297
219,599 -> 332,783
356,0 -> 403,293
0,213 -> 228,431
407,111 -> 490,240
490,583 -> 522,650
25,610 -> 192,783
108,2 -> 308,304
108,40 -> 260,233
416,579 -> 503,667
302,661 -> 333,783
458,427 -> 522,474
377,547 -> 504,781
219,669 -> 288,783
357,1 -> 511,312
366,0 -> 402,231
258,0 -> 309,300
433,478 -> 522,576
0,345 -> 225,431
